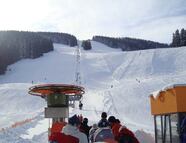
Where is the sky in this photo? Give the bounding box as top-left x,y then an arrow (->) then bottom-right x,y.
0,0 -> 186,43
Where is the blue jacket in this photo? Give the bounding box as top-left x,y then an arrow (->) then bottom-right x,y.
98,118 -> 109,128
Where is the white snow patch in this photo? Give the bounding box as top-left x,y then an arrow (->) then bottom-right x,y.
0,42 -> 186,142
21,118 -> 48,139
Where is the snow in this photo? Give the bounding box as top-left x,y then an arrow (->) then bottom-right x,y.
150,90 -> 161,98
21,118 -> 48,139
0,41 -> 186,142
150,83 -> 186,98
163,83 -> 186,90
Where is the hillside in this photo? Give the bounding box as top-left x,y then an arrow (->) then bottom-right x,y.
0,41 -> 186,142
0,31 -> 54,74
93,36 -> 169,51
0,31 -> 78,75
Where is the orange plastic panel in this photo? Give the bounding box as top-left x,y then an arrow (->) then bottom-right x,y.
150,85 -> 186,115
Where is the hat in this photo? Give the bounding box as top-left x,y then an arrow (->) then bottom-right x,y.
68,115 -> 80,126
101,112 -> 107,118
92,123 -> 98,129
83,118 -> 88,124
108,116 -> 116,123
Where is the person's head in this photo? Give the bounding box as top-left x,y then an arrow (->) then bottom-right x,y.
108,116 -> 116,126
101,112 -> 107,119
116,119 -> 120,123
68,114 -> 80,127
83,118 -> 88,125
92,123 -> 98,129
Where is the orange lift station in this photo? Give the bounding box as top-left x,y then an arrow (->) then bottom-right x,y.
150,84 -> 186,143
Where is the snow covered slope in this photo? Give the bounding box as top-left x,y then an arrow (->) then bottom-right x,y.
0,41 -> 186,142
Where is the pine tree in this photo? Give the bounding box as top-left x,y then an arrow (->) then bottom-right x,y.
175,29 -> 181,47
171,29 -> 181,47
180,28 -> 186,46
82,40 -> 92,50
172,33 -> 176,47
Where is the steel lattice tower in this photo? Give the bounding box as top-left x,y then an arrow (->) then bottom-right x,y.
75,42 -> 81,85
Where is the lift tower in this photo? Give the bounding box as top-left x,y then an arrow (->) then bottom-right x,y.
69,43 -> 82,107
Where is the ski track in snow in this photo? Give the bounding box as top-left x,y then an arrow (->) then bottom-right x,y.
0,42 -> 186,142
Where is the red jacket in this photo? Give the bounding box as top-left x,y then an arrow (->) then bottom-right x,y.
49,132 -> 79,143
111,122 -> 122,140
51,121 -> 67,133
118,126 -> 140,143
111,123 -> 139,143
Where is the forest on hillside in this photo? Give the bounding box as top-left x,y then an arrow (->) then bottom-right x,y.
1,28 -> 185,75
0,31 -> 54,74
0,31 -> 78,74
92,36 -> 169,51
92,28 -> 186,51
38,32 -> 77,47
171,28 -> 186,47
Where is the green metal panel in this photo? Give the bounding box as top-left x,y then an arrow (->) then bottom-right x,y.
47,94 -> 69,107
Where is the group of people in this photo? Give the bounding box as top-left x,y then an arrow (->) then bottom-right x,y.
49,112 -> 139,143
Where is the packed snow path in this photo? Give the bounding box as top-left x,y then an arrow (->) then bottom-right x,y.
0,41 -> 186,142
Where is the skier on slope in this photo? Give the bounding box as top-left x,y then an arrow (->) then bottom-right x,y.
79,101 -> 83,110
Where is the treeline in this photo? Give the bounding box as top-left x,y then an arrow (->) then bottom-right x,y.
93,36 -> 169,51
38,32 -> 77,47
81,40 -> 92,50
171,28 -> 186,47
0,31 -> 53,74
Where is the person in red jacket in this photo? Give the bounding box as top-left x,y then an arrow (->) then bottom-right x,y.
49,132 -> 79,143
51,121 -> 67,134
108,116 -> 139,143
108,116 -> 122,141
118,126 -> 140,143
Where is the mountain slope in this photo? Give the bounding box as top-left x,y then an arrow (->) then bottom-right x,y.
0,41 -> 186,142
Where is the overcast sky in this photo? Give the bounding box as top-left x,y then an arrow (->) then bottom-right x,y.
0,0 -> 186,43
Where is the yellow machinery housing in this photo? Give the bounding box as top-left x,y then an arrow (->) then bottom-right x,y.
150,84 -> 186,143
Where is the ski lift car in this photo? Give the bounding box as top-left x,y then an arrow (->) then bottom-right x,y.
150,84 -> 186,143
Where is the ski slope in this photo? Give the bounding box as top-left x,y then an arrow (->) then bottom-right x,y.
0,41 -> 186,142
